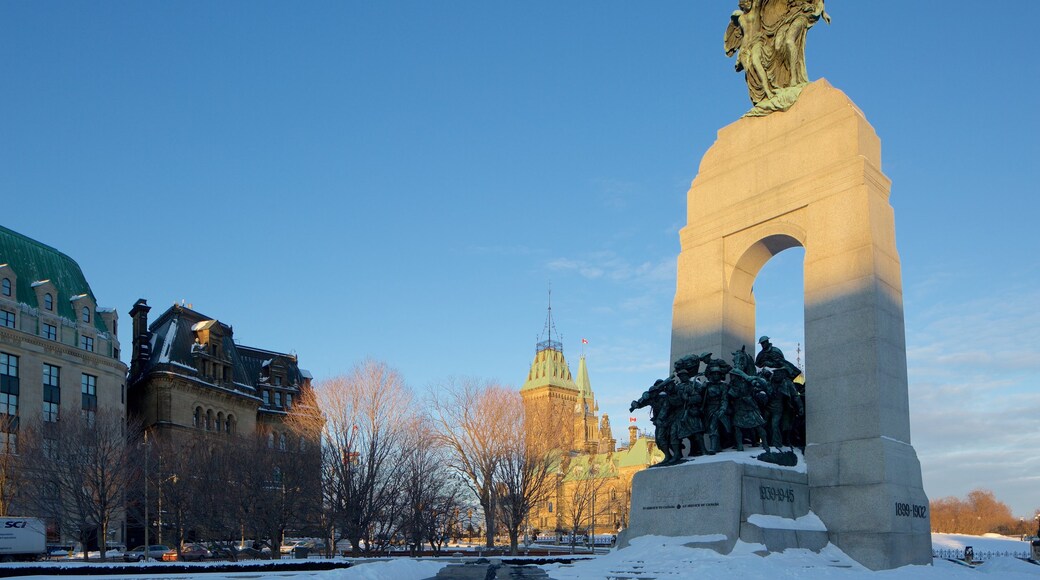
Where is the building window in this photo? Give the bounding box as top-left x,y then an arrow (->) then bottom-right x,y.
548,501 -> 553,513
274,392 -> 282,408
43,293 -> 53,311
80,374 -> 97,420
43,364 -> 60,422
0,310 -> 14,329
193,407 -> 201,428
43,324 -> 57,341
279,433 -> 287,451
262,391 -> 270,406
285,394 -> 292,409
1,279 -> 10,297
273,376 -> 282,386
267,432 -> 274,448
206,410 -> 213,430
1,353 -> 19,419
225,415 -> 233,434
80,335 -> 94,352
81,307 -> 90,323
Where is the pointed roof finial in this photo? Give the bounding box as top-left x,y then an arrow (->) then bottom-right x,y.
537,283 -> 563,354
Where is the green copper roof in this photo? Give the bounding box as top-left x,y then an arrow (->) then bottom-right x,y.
559,437 -> 662,481
520,345 -> 578,392
574,355 -> 597,412
0,224 -> 109,333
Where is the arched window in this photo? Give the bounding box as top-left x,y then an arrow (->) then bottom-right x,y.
225,414 -> 233,434
193,407 -> 201,428
279,433 -> 287,451
216,412 -> 224,433
1,279 -> 10,296
44,293 -> 53,310
81,307 -> 90,323
206,409 -> 213,430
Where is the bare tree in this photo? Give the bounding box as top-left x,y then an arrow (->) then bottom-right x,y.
428,378 -> 514,548
399,416 -> 465,554
559,460 -> 611,552
929,488 -> 1019,535
495,396 -> 558,555
0,414 -> 22,516
291,359 -> 412,555
21,410 -> 140,559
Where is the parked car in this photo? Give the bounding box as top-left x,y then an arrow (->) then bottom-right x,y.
280,540 -> 308,554
162,544 -> 210,562
123,544 -> 171,562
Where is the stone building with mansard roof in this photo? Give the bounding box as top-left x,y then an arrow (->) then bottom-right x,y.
126,299 -> 312,451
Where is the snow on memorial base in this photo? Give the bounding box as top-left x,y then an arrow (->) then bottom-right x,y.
617,452 -> 828,554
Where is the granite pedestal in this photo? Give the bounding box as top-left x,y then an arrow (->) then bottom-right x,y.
616,456 -> 828,554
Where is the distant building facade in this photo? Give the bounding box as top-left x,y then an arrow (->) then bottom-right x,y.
519,322 -> 660,539
126,300 -> 312,450
0,224 -> 127,542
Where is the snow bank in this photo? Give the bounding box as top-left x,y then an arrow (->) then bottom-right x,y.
317,559 -> 446,580
540,534 -> 1040,579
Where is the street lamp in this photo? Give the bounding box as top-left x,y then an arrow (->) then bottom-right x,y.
156,474 -> 178,546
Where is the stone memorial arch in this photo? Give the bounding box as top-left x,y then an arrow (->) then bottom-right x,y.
669,80 -> 931,569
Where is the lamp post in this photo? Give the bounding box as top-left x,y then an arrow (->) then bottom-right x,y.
156,474 -> 177,546
143,431 -> 149,551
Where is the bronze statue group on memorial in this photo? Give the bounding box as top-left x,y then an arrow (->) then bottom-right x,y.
631,337 -> 805,467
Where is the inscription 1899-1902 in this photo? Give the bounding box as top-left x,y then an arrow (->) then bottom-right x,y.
894,502 -> 927,518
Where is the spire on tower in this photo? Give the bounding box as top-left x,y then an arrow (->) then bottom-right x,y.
537,285 -> 563,353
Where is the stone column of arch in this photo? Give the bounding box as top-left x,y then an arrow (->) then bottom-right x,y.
669,80 -> 931,570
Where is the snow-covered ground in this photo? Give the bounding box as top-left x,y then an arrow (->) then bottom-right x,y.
7,534 -> 1037,579
543,534 -> 1039,580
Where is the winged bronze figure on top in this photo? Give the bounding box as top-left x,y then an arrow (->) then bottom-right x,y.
724,0 -> 830,116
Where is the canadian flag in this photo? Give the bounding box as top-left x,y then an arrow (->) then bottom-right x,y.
581,338 -> 589,344
629,417 -> 637,423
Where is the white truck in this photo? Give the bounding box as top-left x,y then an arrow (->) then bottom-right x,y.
0,517 -> 46,562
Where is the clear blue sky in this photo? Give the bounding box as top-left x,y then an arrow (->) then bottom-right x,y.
2,2 -> 1038,516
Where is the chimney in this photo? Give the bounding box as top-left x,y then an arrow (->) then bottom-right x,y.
628,425 -> 638,448
129,299 -> 152,378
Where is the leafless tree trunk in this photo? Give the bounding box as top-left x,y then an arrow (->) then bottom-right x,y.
495,397 -> 558,555
398,416 -> 465,555
288,359 -> 412,556
20,410 -> 140,560
560,461 -> 610,552
0,414 -> 22,516
428,378 -> 513,549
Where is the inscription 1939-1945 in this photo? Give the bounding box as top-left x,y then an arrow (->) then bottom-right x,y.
760,485 -> 795,503
894,502 -> 927,518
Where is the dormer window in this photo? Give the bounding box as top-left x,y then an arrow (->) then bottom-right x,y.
1,279 -> 10,297
82,307 -> 90,323
44,293 -> 53,311
273,376 -> 282,386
